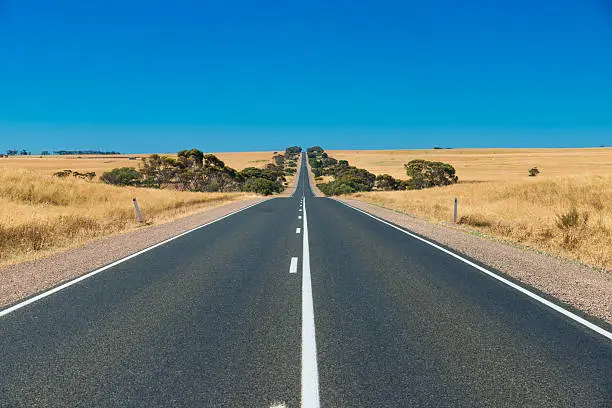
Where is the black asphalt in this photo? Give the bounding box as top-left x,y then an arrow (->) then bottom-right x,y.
1,153 -> 611,407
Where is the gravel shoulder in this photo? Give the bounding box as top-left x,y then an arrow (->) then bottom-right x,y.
0,198 -> 268,308
337,198 -> 612,324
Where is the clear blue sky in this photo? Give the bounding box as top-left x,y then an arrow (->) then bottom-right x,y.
1,0 -> 611,153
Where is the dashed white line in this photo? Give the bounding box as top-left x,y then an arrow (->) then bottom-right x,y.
289,257 -> 298,274
301,197 -> 320,407
296,228 -> 301,234
298,215 -> 302,219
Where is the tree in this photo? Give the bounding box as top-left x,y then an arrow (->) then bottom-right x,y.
404,159 -> 458,189
41,150 -> 50,155
203,153 -> 225,168
100,167 -> 142,186
375,174 -> 400,190
243,178 -> 279,195
53,170 -> 73,178
285,146 -> 302,156
6,150 -> 18,156
273,154 -> 285,166
177,149 -> 204,168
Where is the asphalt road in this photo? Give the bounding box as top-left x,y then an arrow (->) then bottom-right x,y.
1,153 -> 611,407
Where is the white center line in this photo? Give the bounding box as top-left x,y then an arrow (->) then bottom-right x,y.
289,257 -> 298,274
296,227 -> 301,234
301,197 -> 320,407
298,215 -> 302,219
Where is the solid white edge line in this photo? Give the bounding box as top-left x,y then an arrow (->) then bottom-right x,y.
290,257 -> 299,274
0,200 -> 267,318
296,228 -> 301,234
336,199 -> 612,341
301,197 -> 321,407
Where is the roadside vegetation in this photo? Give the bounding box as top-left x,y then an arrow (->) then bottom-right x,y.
348,175 -> 612,270
98,147 -> 301,196
307,146 -> 457,195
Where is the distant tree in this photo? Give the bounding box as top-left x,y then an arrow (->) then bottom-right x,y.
19,149 -> 29,155
6,150 -> 18,156
528,167 -> 540,177
273,154 -> 285,166
41,150 -> 50,155
178,149 -> 204,168
306,146 -> 324,158
72,171 -> 96,181
240,167 -> 265,180
284,146 -> 302,156
203,153 -> 225,168
375,174 -> 400,190
53,170 -> 73,178
243,178 -> 279,195
404,159 -> 458,189
100,167 -> 142,186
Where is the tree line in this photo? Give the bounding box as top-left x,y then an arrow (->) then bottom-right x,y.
96,147 -> 302,196
307,146 -> 458,196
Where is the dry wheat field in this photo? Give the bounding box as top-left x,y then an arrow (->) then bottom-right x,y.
334,148 -> 612,270
0,151 -> 276,266
0,151 -> 275,180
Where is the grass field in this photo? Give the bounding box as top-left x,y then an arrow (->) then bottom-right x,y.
333,148 -> 612,269
0,151 -> 275,180
329,148 -> 612,181
0,168 -> 256,266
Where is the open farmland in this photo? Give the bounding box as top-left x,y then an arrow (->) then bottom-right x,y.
0,151 -> 275,179
331,148 -> 612,269
328,148 -> 612,181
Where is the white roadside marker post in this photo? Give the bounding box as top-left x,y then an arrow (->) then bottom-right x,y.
133,198 -> 144,223
453,197 -> 458,224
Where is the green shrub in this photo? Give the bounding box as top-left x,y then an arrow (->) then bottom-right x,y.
528,167 -> 540,177
100,167 -> 142,186
243,178 -> 280,195
404,159 -> 458,189
375,174 -> 400,190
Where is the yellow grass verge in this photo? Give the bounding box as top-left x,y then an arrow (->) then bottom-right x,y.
0,169 -> 256,267
349,175 -> 612,270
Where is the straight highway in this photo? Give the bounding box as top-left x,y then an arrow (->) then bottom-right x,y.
1,154 -> 610,407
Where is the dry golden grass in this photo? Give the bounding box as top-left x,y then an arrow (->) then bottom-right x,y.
339,147 -> 612,270
0,169 -> 256,266
329,148 -> 612,181
0,151 -> 275,180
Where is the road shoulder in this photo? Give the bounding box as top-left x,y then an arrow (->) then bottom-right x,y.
0,198 -> 268,308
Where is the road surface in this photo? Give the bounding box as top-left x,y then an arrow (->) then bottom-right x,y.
1,153 -> 611,407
